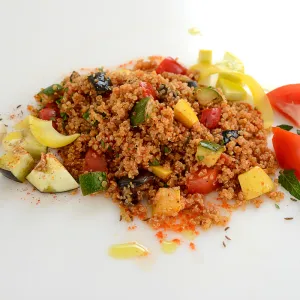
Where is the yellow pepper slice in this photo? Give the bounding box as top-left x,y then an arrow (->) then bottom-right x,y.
174,99 -> 199,128
108,242 -> 149,259
150,166 -> 172,180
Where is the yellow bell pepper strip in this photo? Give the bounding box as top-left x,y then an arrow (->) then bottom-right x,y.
174,99 -> 199,128
150,166 -> 172,180
216,77 -> 247,101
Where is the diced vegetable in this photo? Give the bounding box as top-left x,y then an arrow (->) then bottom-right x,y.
200,107 -> 222,129
38,108 -> 57,121
222,130 -> 239,145
27,153 -> 79,193
272,127 -> 300,180
0,148 -> 35,182
79,171 -> 108,196
196,87 -> 222,106
139,81 -> 156,98
130,97 -> 153,127
150,166 -> 172,180
156,57 -> 187,75
238,166 -> 274,200
83,149 -> 107,172
117,170 -> 155,188
267,84 -> 300,127
88,72 -> 112,94
198,50 -> 212,65
216,77 -> 247,101
277,124 -> 293,131
174,99 -> 198,128
21,130 -> 47,159
29,116 -> 80,148
0,122 -> 7,143
39,84 -> 63,96
187,168 -> 219,194
152,187 -> 183,217
187,81 -> 198,88
196,141 -> 225,167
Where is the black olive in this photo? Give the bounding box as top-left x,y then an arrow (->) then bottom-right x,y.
70,71 -> 79,83
187,81 -> 198,88
222,130 -> 239,145
117,170 -> 155,188
88,72 -> 112,94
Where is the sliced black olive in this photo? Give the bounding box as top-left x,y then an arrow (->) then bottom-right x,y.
88,72 -> 112,94
187,81 -> 198,88
222,130 -> 239,145
117,170 -> 155,188
70,71 -> 80,83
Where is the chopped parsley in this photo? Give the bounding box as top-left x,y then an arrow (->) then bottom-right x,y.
163,146 -> 171,154
149,159 -> 160,166
101,140 -> 105,148
199,140 -> 222,152
83,110 -> 90,120
60,112 -> 68,121
275,203 -> 280,209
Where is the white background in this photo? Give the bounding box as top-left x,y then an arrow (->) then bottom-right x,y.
0,0 -> 300,299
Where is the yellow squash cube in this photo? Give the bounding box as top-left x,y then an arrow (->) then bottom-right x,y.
153,187 -> 183,217
151,166 -> 172,180
238,166 -> 274,200
174,99 -> 199,128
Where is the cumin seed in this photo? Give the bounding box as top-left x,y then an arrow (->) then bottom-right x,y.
119,215 -> 122,221
17,105 -> 21,109
284,217 -> 294,220
224,226 -> 230,231
225,235 -> 231,240
223,241 -> 226,248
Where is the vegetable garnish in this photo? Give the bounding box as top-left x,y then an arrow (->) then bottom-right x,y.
199,140 -> 222,152
275,203 -> 280,209
278,170 -> 300,200
290,198 -> 298,202
297,130 -> 300,135
277,124 -> 293,131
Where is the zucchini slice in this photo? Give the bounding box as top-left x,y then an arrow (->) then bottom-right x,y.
196,140 -> 225,167
130,97 -> 153,127
26,153 -> 79,192
0,148 -> 35,182
79,171 -> 108,196
196,87 -> 223,106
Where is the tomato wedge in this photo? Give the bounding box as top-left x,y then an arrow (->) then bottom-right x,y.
139,81 -> 156,98
156,57 -> 187,75
84,149 -> 107,172
187,168 -> 219,194
200,108 -> 222,129
39,108 -> 57,121
272,127 -> 300,180
267,84 -> 300,126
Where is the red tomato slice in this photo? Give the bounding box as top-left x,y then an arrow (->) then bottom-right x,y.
272,127 -> 300,180
139,81 -> 156,98
39,108 -> 57,121
267,84 -> 300,126
156,57 -> 187,75
187,168 -> 219,194
84,149 -> 107,172
200,108 -> 222,129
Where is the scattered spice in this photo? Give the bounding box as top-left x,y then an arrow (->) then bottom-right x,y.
172,238 -> 181,245
224,226 -> 230,231
223,241 -> 226,248
291,198 -> 298,202
284,217 -> 294,220
189,242 -> 196,250
128,224 -> 137,231
225,235 -> 231,240
119,215 -> 123,221
16,105 -> 21,109
143,217 -> 150,222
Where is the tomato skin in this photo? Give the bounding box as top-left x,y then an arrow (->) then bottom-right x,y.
200,108 -> 222,129
272,127 -> 300,180
187,168 -> 219,194
267,84 -> 300,126
139,81 -> 156,98
83,149 -> 107,172
38,108 -> 57,121
156,57 -> 187,75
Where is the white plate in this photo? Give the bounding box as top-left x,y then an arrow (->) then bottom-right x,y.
1,1 -> 300,300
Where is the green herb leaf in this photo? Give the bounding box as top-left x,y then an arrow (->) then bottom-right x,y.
278,170 -> 300,200
60,112 -> 68,121
277,124 -> 293,131
163,146 -> 171,154
56,98 -> 62,105
199,140 -> 222,152
275,203 -> 280,209
149,158 -> 160,166
197,155 -> 204,161
297,130 -> 300,135
83,110 -> 90,120
40,84 -> 63,96
101,140 -> 105,148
